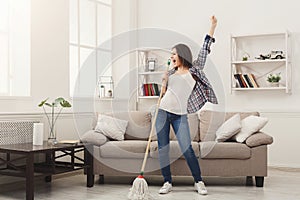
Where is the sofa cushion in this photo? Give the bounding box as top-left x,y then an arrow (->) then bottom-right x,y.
149,141 -> 199,159
199,141 -> 251,159
104,111 -> 151,140
245,132 -> 273,147
80,130 -> 108,146
99,141 -> 148,158
233,115 -> 268,143
185,113 -> 200,142
199,110 -> 259,141
95,114 -> 128,141
215,114 -> 241,142
151,113 -> 199,142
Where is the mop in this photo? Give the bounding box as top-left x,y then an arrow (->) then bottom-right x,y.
128,60 -> 171,200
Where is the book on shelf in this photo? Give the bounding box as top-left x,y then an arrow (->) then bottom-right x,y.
243,74 -> 254,88
241,74 -> 250,88
142,83 -> 148,96
147,84 -> 152,96
142,83 -> 160,96
248,73 -> 259,87
234,74 -> 247,88
240,74 -> 248,87
150,84 -> 155,96
234,74 -> 245,88
234,73 -> 259,88
59,140 -> 80,145
153,83 -> 160,95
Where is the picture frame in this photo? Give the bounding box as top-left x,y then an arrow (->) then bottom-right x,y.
147,58 -> 156,71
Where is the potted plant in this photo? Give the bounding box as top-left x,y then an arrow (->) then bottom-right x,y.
107,89 -> 113,97
38,97 -> 72,145
267,73 -> 281,87
242,52 -> 250,61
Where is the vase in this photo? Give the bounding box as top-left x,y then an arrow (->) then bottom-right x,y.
48,125 -> 58,145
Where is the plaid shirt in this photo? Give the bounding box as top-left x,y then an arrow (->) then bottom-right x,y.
167,34 -> 218,114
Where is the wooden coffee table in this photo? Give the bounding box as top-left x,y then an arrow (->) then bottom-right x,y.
0,142 -> 94,200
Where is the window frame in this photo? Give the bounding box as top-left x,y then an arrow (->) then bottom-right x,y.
69,0 -> 112,98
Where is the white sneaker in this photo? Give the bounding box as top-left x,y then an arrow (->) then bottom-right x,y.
194,181 -> 208,195
159,182 -> 172,194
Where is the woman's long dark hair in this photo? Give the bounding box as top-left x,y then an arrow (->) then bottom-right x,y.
172,43 -> 193,68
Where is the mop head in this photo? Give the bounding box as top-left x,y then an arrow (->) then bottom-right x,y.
128,175 -> 152,200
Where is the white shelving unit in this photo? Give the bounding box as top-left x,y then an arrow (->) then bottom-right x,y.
230,31 -> 292,94
136,48 -> 170,105
97,76 -> 114,99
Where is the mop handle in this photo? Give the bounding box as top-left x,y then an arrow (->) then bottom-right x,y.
140,59 -> 171,174
140,85 -> 164,173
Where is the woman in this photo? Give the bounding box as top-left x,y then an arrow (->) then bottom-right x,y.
156,16 -> 218,195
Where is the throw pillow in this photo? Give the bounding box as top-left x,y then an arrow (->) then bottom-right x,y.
233,115 -> 269,143
95,114 -> 128,141
215,114 -> 241,142
245,132 -> 273,147
81,130 -> 108,146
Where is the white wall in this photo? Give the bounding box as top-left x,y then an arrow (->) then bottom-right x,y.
31,0 -> 69,101
137,0 -> 300,168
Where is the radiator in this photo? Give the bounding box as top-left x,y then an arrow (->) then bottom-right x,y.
0,121 -> 39,145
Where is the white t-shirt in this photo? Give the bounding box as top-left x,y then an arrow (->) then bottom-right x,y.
159,72 -> 196,115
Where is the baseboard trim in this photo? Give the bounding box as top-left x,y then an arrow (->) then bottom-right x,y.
268,166 -> 300,172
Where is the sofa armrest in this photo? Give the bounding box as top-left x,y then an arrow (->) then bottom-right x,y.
245,132 -> 273,147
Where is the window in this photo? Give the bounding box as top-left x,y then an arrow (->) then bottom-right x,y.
0,0 -> 31,97
69,0 -> 112,97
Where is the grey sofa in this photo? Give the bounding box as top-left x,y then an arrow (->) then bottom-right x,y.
89,110 -> 273,187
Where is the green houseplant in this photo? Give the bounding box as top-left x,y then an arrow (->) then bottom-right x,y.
267,73 -> 281,87
242,52 -> 250,61
38,97 -> 72,145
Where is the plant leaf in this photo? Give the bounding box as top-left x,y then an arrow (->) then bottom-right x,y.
38,98 -> 49,107
39,97 -> 71,108
60,100 -> 72,107
53,97 -> 64,107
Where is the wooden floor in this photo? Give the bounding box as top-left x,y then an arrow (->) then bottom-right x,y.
0,167 -> 300,200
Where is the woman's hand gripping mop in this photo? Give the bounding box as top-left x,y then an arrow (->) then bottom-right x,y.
128,60 -> 171,200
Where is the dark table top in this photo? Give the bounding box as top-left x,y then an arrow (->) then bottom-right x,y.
0,141 -> 87,153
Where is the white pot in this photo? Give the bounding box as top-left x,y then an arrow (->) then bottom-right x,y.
268,82 -> 279,87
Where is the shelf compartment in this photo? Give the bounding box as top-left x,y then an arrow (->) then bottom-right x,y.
232,87 -> 287,91
138,96 -> 159,99
231,59 -> 286,64
231,32 -> 286,39
138,71 -> 165,75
